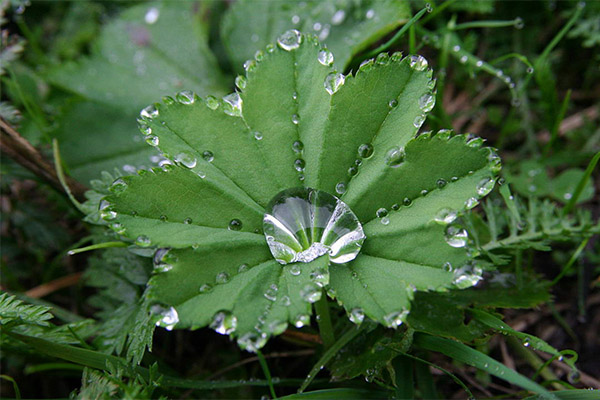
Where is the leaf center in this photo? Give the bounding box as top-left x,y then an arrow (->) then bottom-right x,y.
263,187 -> 365,264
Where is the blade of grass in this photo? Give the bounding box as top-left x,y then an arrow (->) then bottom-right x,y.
298,324 -> 366,393
363,7 -> 428,59
414,333 -> 556,398
314,293 -> 335,349
562,151 -> 600,215
453,18 -> 522,30
551,238 -> 589,286
0,375 -> 21,399
53,139 -> 86,213
257,350 -> 277,399
279,388 -> 389,399
543,90 -> 571,156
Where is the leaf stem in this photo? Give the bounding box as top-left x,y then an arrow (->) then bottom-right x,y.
314,293 -> 335,349
256,350 -> 277,399
298,324 -> 364,393
67,241 -> 128,256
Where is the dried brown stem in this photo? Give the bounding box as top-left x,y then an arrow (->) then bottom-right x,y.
0,118 -> 87,201
25,272 -> 83,299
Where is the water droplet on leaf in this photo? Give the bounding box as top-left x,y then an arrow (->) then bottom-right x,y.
263,188 -> 365,264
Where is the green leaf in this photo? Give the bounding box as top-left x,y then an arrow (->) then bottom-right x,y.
52,102 -> 157,183
0,292 -> 53,327
107,33 -> 501,348
150,254 -> 329,351
525,390 -> 600,400
49,2 -> 226,110
105,166 -> 264,248
414,334 -> 555,398
48,1 -> 227,182
221,0 -> 410,71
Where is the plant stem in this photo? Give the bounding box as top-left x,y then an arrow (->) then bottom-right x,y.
314,293 -> 335,349
256,350 -> 277,399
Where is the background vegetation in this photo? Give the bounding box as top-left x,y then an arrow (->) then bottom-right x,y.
1,0 -> 599,398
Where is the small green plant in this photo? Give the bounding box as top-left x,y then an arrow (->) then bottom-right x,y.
1,1 -> 599,399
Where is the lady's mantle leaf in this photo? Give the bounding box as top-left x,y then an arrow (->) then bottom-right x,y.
148,247 -> 329,350
106,32 -> 500,346
221,0 -> 410,71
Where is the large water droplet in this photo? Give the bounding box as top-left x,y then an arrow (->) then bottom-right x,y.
151,305 -> 179,330
140,104 -> 159,119
318,49 -> 334,66
210,311 -> 237,335
385,147 -> 405,167
357,143 -> 374,158
277,29 -> 302,51
409,55 -> 428,71
452,264 -> 483,288
175,152 -> 197,169
300,284 -> 322,303
445,226 -> 468,248
349,308 -> 365,324
383,309 -> 409,328
294,313 -> 310,328
223,93 -> 242,117
136,235 -> 152,247
434,208 -> 458,224
263,188 -> 365,264
324,72 -> 345,95
237,332 -> 267,352
176,90 -> 195,104
418,93 -> 436,112
476,177 -> 495,196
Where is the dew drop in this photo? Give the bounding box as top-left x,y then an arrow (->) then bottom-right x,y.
110,178 -> 128,193
175,152 -> 197,169
228,219 -> 243,231
335,182 -> 346,194
268,320 -> 287,335
317,49 -> 334,66
254,131 -> 263,140
151,305 -> 178,330
324,72 -> 345,95
476,60 -> 484,67
140,104 -> 159,119
300,284 -> 322,303
445,226 -> 468,248
292,140 -> 304,153
465,197 -> 479,209
409,55 -> 428,71
357,143 -> 374,158
184,217 -> 193,224
310,267 -> 329,287
289,264 -> 302,276
403,197 -> 412,206
210,311 -> 237,335
264,284 -> 278,301
460,55 -> 468,64
216,272 -> 230,284
277,29 -> 302,51
291,114 -> 300,125
366,9 -> 375,19
380,217 -> 390,225
436,178 -> 447,188
294,158 -> 305,171
176,90 -> 195,104
349,308 -> 365,324
263,188 -> 365,264
145,135 -> 159,146
391,203 -> 400,211
237,332 -> 267,352
434,208 -> 458,225
376,208 -> 388,218
199,283 -> 212,293
238,263 -> 249,273
348,166 -> 358,177
388,99 -> 398,108
443,262 -> 453,272
202,150 -> 214,163
413,115 -> 426,129
476,177 -> 495,196
418,93 -> 436,112
385,147 -> 405,167
376,53 -> 390,65
383,309 -> 409,328
205,95 -> 220,110
135,235 -> 151,247
294,314 -> 310,328
223,93 -> 242,117
235,75 -> 247,90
